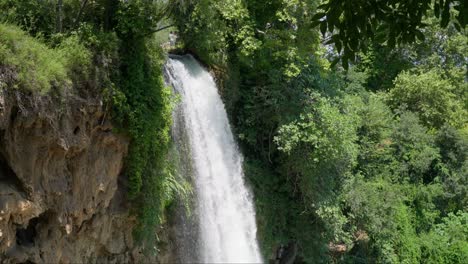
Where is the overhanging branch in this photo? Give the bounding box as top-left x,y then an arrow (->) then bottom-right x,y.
150,24 -> 175,34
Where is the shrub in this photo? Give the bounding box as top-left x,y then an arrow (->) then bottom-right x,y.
0,23 -> 67,92
389,70 -> 467,129
57,34 -> 92,78
0,23 -> 91,93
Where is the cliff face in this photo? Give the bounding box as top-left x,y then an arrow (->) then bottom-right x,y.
0,84 -> 142,263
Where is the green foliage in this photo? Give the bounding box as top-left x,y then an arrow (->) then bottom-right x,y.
436,126 -> 468,213
0,0 -> 134,37
389,70 -> 467,129
172,0 -> 260,66
172,0 -> 320,76
0,0 -> 55,36
245,157 -> 330,262
0,23 -> 66,91
345,178 -> 404,259
0,23 -> 90,92
170,1 -> 467,261
244,158 -> 293,257
340,93 -> 465,263
275,94 -> 360,204
419,212 -> 468,263
171,0 -> 468,261
116,0 -> 165,39
390,112 -> 441,183
247,0 -> 320,78
112,35 -> 172,203
133,142 -> 192,252
353,17 -> 468,91
343,178 -> 446,263
57,34 -> 92,78
107,1 -> 185,252
314,0 -> 466,68
409,17 -> 468,72
355,93 -> 393,144
355,45 -> 412,91
235,56 -> 339,163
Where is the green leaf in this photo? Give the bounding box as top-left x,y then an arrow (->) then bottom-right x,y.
335,39 -> 342,53
311,20 -> 321,27
349,37 -> 359,51
434,2 -> 440,18
330,57 -> 340,68
342,56 -> 349,70
440,1 -> 450,27
312,13 -> 326,21
325,38 -> 336,45
317,3 -> 329,10
375,31 -> 387,43
320,22 -> 327,36
329,20 -> 335,33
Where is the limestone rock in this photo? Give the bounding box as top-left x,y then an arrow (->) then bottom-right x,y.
0,87 -> 147,263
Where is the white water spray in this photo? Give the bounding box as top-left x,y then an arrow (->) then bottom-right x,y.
165,55 -> 262,263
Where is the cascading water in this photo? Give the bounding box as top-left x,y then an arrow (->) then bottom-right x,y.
165,55 -> 262,263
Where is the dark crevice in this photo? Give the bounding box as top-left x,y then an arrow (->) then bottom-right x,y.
19,261 -> 36,264
9,105 -> 19,124
16,211 -> 50,247
16,217 -> 39,247
73,126 -> 80,135
0,152 -> 28,194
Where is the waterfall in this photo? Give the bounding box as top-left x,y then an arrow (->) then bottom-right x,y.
165,55 -> 262,263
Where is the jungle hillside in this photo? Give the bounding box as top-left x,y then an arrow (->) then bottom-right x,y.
0,0 -> 466,263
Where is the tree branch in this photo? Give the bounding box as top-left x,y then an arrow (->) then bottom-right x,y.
74,0 -> 89,28
150,24 -> 175,34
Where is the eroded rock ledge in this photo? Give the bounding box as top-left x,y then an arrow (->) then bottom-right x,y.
0,86 -> 144,263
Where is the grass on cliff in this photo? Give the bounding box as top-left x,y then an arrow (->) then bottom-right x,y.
0,23 -> 91,93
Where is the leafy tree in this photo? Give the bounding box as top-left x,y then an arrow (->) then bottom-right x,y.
420,212 -> 468,263
389,70 -> 467,129
390,111 -> 441,183
275,93 -> 360,204
313,0 -> 467,67
353,16 -> 468,90
0,0 -> 56,36
435,126 -> 468,213
171,0 -> 260,66
353,93 -> 395,179
354,44 -> 412,91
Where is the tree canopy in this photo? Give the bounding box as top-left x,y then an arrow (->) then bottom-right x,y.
314,0 -> 467,67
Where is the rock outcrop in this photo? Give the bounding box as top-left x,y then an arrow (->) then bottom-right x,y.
0,84 -> 143,263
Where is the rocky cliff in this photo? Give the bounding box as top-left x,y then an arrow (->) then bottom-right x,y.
0,80 -> 146,263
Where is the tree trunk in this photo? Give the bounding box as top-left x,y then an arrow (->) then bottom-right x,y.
55,0 -> 63,33
75,0 -> 89,28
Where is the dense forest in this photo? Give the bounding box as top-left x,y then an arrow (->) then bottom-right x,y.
0,0 -> 466,263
